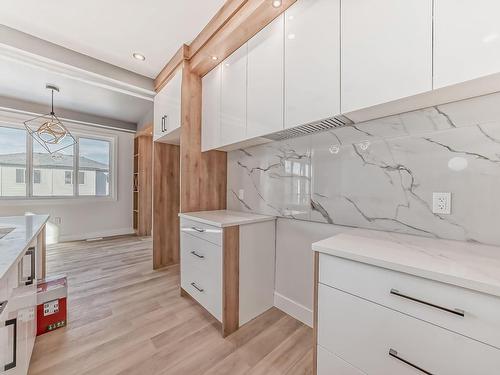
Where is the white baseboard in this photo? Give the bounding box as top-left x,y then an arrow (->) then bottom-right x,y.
59,227 -> 135,242
274,292 -> 313,327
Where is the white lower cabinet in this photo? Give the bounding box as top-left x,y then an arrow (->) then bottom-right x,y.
180,216 -> 275,336
315,254 -> 500,374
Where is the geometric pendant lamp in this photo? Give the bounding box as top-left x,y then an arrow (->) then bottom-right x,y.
23,84 -> 76,155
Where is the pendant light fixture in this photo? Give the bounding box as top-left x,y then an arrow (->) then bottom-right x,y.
24,84 -> 76,155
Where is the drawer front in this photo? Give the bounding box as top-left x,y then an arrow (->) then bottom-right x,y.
319,253 -> 500,349
181,232 -> 222,276
180,218 -> 223,246
318,284 -> 500,375
317,345 -> 365,375
181,259 -> 222,321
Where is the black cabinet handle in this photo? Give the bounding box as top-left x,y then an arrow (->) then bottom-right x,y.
190,251 -> 205,259
191,282 -> 204,292
390,289 -> 465,317
191,226 -> 206,233
389,349 -> 433,375
25,247 -> 35,285
161,116 -> 165,132
4,317 -> 17,371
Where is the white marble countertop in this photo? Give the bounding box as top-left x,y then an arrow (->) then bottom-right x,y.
0,215 -> 49,281
312,229 -> 500,297
179,210 -> 275,228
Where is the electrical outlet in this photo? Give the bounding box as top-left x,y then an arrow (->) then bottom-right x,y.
238,189 -> 245,200
432,192 -> 451,214
53,217 -> 62,224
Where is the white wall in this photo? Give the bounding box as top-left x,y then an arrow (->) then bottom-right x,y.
0,128 -> 134,243
274,218 -> 353,326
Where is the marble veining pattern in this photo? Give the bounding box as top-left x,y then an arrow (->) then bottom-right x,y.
227,93 -> 500,246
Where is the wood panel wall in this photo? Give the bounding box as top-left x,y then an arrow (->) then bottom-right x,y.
153,142 -> 180,269
180,62 -> 227,213
136,133 -> 153,236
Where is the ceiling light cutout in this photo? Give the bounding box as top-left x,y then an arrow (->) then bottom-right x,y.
24,84 -> 76,155
272,0 -> 282,8
133,52 -> 146,61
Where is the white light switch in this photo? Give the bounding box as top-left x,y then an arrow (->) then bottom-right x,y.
238,189 -> 245,200
432,192 -> 451,214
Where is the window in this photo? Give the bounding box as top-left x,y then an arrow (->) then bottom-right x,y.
33,169 -> 41,184
0,124 -> 114,199
78,138 -> 111,196
33,136 -> 74,197
0,126 -> 27,197
16,169 -> 25,184
64,171 -> 72,184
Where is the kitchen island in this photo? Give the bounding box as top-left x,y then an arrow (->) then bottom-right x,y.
0,214 -> 49,375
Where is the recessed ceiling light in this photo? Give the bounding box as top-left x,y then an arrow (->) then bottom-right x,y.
272,0 -> 282,8
133,53 -> 146,61
211,56 -> 218,61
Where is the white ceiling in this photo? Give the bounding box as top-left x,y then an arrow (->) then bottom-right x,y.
0,55 -> 152,125
0,0 -> 226,78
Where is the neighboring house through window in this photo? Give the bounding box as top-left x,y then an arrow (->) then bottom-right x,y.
33,169 -> 41,184
15,168 -> 25,183
65,171 -> 72,185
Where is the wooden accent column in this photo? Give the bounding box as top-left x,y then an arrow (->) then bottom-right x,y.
153,143 -> 180,269
222,226 -> 240,337
134,129 -> 153,236
180,61 -> 227,213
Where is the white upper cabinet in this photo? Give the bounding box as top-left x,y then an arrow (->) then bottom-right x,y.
341,0 -> 433,113
202,65 -> 221,152
247,15 -> 284,138
434,0 -> 500,89
284,0 -> 340,128
154,68 -> 182,143
220,44 -> 248,147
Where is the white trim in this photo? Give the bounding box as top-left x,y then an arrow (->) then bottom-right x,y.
59,227 -> 135,242
274,291 -> 313,327
0,43 -> 155,100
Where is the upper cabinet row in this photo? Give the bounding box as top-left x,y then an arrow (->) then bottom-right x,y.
154,68 -> 182,144
202,0 -> 500,151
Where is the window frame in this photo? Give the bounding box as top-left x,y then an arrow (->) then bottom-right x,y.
0,122 -> 117,201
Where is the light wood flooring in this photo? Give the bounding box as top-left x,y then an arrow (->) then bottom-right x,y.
28,235 -> 313,375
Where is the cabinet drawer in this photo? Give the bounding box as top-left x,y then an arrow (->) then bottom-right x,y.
181,258 -> 222,321
319,254 -> 500,349
318,284 -> 500,375
317,345 -> 365,375
180,218 -> 222,246
180,232 -> 222,277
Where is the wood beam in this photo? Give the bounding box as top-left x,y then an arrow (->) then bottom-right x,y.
189,0 -> 297,77
154,44 -> 189,92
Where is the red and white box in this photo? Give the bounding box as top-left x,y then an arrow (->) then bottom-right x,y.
36,275 -> 67,336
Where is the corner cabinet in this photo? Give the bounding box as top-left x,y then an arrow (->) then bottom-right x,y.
434,0 -> 500,89
154,68 -> 182,144
340,0 -> 433,113
284,0 -> 340,129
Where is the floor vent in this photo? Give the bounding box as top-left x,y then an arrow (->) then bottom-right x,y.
264,115 -> 354,141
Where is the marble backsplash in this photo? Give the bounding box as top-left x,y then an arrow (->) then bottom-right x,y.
227,92 -> 500,246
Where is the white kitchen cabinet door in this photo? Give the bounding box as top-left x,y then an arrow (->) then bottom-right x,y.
153,86 -> 167,140
434,0 -> 500,88
201,65 -> 221,151
154,68 -> 182,142
284,0 -> 340,129
220,44 -> 247,147
341,0 -> 432,113
247,15 -> 284,138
